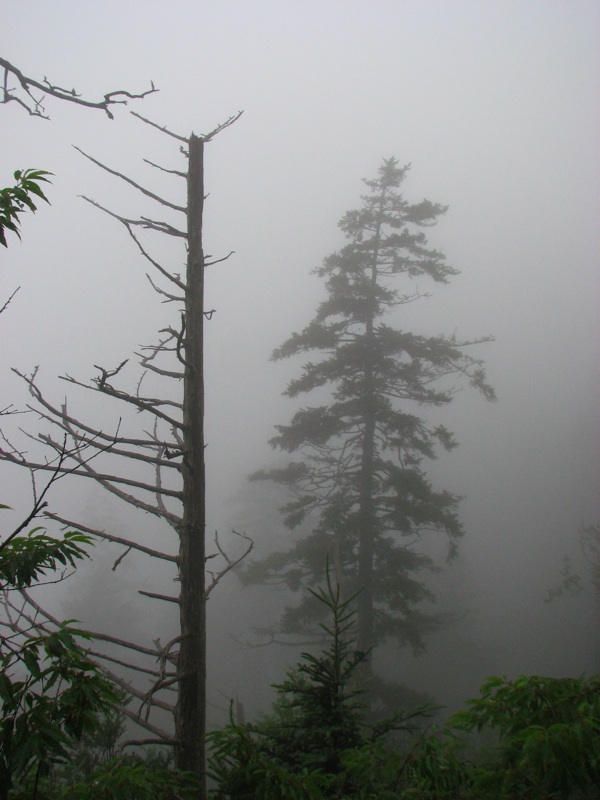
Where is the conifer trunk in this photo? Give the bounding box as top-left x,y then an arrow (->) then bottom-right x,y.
357,405 -> 375,657
356,197 -> 384,658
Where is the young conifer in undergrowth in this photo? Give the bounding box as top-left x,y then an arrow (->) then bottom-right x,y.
244,158 -> 495,695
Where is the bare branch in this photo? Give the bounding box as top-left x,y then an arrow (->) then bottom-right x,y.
0,57 -> 157,120
86,649 -> 165,680
206,530 -> 254,597
50,514 -> 179,562
11,370 -> 180,452
0,427 -> 128,551
73,146 -> 185,212
99,664 -> 175,715
130,111 -> 189,143
111,546 -> 132,571
118,703 -> 174,743
81,195 -> 186,238
145,273 -> 184,303
0,404 -> 26,416
143,158 -> 186,178
205,250 -> 235,267
0,437 -> 70,552
92,358 -> 128,389
138,590 -> 179,603
131,109 -> 243,144
0,428 -> 182,522
123,224 -> 185,289
202,110 -> 244,141
8,436 -> 183,500
175,313 -> 188,368
60,372 -> 183,428
0,286 -> 20,315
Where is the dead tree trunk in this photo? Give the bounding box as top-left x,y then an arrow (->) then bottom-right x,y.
177,134 -> 207,776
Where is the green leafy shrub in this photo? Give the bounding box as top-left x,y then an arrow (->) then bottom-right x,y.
451,674 -> 600,798
0,507 -> 120,799
57,757 -> 199,800
208,562 -> 599,799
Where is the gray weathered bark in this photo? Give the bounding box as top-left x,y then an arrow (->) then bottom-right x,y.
176,134 -> 207,781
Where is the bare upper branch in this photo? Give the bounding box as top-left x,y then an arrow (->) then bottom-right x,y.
131,109 -> 244,143
73,146 -> 185,213
130,111 -> 189,143
0,57 -> 157,120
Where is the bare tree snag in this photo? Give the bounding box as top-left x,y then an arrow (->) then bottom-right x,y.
176,133 -> 207,777
0,111 -> 246,799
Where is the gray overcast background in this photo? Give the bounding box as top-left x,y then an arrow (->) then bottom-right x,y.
1,1 -> 599,716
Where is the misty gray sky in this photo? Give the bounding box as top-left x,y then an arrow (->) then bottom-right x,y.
2,1 -> 599,705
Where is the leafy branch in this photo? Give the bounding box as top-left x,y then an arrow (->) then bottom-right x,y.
0,169 -> 51,248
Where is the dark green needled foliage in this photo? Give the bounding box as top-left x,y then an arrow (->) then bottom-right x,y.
244,158 -> 495,663
207,565 -> 440,799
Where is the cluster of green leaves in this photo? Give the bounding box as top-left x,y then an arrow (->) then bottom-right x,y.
0,526 -> 92,589
0,169 -> 51,247
0,508 -> 117,799
1,506 -> 200,800
0,623 -> 120,798
451,674 -> 600,798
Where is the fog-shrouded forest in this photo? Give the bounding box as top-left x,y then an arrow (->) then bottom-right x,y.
1,1 -> 599,796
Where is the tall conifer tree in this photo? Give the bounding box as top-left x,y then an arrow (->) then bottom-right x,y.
246,158 -> 495,666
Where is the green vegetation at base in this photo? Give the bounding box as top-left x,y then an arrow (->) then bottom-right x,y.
208,567 -> 599,799
2,528 -> 598,798
0,505 -> 197,800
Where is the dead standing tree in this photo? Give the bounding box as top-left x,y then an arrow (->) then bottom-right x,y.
0,110 -> 246,794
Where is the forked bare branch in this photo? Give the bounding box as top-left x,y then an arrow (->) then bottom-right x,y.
73,146 -> 185,212
1,57 -> 157,120
206,530 -> 254,597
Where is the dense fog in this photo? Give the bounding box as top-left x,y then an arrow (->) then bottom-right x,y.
2,0 -> 598,728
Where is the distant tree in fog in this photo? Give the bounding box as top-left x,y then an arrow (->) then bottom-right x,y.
244,158 -> 495,693
547,522 -> 600,604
